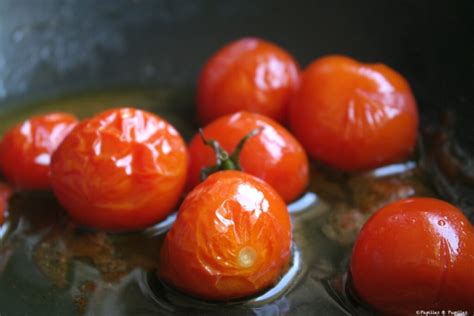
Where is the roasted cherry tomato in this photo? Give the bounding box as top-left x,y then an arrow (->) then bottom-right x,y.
187,112 -> 309,203
160,170 -> 292,300
197,37 -> 300,124
50,108 -> 188,231
0,113 -> 78,190
0,182 -> 12,224
289,55 -> 419,171
351,198 -> 474,314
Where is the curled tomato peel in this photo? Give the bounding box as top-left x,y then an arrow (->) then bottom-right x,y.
50,108 -> 188,231
351,198 -> 474,314
0,113 -> 78,189
160,170 -> 292,301
197,37 -> 300,124
188,112 -> 309,203
289,55 -> 419,171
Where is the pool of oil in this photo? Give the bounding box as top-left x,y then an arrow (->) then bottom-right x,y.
0,88 -> 436,316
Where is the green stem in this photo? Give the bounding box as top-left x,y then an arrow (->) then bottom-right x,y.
199,127 -> 263,181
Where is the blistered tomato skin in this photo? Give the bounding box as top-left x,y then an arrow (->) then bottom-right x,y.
0,113 -> 78,190
160,170 -> 292,301
50,108 -> 188,231
0,182 -> 12,224
187,112 -> 309,202
289,55 -> 419,171
351,198 -> 474,315
197,37 -> 300,124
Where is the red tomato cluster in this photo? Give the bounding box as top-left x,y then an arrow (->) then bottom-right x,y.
197,38 -> 419,171
0,36 -> 472,311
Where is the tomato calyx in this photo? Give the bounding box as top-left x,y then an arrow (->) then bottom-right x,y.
199,127 -> 263,181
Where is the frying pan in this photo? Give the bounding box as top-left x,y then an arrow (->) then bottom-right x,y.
0,0 -> 473,315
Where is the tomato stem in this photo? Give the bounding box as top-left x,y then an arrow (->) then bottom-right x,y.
199,127 -> 263,181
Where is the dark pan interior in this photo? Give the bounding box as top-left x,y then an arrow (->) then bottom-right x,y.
0,1 -> 472,113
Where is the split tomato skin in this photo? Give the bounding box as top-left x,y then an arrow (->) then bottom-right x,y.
289,55 -> 419,171
350,198 -> 474,315
197,37 -> 300,124
50,108 -> 188,231
0,182 -> 12,224
159,170 -> 292,301
0,113 -> 78,190
187,112 -> 309,202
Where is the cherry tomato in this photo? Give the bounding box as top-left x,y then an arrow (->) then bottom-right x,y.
289,55 -> 419,171
188,112 -> 309,202
0,113 -> 78,190
50,108 -> 188,231
351,198 -> 474,314
159,170 -> 292,300
197,37 -> 300,124
0,182 -> 12,224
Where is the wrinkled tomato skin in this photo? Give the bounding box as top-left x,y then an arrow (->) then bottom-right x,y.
197,37 -> 300,125
351,198 -> 474,315
0,182 -> 12,224
0,113 -> 78,190
289,55 -> 419,171
50,108 -> 188,231
159,170 -> 292,301
187,112 -> 309,202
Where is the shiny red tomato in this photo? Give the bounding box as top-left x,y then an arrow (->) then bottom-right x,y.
160,170 -> 292,300
351,198 -> 474,314
50,108 -> 188,231
0,113 -> 78,190
197,37 -> 300,124
187,112 -> 309,203
0,182 -> 12,224
289,55 -> 419,171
